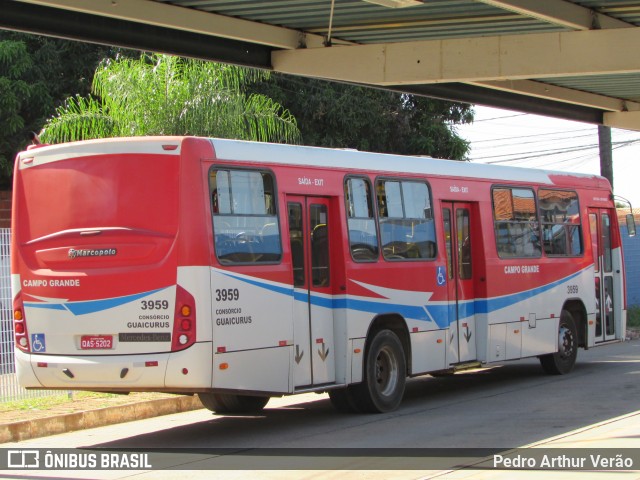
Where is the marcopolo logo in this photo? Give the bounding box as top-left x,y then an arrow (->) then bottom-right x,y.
68,248 -> 117,259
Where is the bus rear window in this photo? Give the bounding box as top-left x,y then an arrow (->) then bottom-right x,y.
210,169 -> 282,264
17,153 -> 179,243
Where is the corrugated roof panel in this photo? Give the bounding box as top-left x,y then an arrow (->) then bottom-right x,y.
149,0 -> 640,126
158,0 -> 568,43
572,0 -> 640,26
537,74 -> 640,102
331,21 -> 565,42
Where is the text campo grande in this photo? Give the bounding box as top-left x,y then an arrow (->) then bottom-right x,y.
23,279 -> 80,287
494,453 -> 634,469
504,265 -> 540,275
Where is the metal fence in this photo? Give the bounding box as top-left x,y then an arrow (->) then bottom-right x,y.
0,228 -> 60,402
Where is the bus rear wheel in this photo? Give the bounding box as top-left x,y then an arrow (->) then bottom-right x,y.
198,393 -> 270,414
539,309 -> 578,375
350,329 -> 406,413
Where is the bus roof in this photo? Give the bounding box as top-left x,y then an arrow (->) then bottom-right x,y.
18,136 -> 608,190
209,138 -> 608,188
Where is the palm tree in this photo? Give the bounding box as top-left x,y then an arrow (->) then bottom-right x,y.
40,53 -> 300,144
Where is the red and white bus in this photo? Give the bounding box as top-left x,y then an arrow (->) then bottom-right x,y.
11,136 -> 631,413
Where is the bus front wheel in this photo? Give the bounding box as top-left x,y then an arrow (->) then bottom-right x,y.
539,309 -> 578,375
350,329 -> 406,413
198,393 -> 269,414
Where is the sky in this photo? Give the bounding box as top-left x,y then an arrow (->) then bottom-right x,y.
456,106 -> 640,210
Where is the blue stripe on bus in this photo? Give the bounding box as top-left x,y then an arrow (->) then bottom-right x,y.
474,269 -> 583,314
219,271 -> 294,297
219,268 -> 587,329
23,303 -> 67,311
24,288 -> 165,316
24,267 -> 586,321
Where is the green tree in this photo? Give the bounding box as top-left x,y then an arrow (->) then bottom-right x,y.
251,75 -> 473,160
41,54 -> 300,144
0,32 -> 112,186
0,39 -> 34,177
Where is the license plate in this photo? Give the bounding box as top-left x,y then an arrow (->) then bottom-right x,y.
80,335 -> 113,350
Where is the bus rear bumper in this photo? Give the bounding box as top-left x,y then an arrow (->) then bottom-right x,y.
14,342 -> 213,391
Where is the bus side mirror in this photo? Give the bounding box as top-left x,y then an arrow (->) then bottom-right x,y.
626,213 -> 636,237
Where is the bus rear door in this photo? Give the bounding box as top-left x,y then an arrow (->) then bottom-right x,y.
442,202 -> 477,364
287,196 -> 335,388
589,208 -> 618,342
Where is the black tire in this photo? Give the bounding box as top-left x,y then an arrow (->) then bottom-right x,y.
198,393 -> 270,413
350,329 -> 406,413
539,309 -> 578,375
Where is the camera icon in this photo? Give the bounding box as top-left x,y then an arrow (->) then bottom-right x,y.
8,450 -> 40,468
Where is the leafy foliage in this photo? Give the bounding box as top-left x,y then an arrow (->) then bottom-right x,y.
0,32 -> 112,186
0,39 -> 40,180
250,75 -> 473,160
41,54 -> 300,144
628,305 -> 640,327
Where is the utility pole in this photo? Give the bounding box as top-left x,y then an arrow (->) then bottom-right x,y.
598,125 -> 613,189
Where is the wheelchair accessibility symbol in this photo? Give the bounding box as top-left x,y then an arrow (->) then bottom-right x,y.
31,334 -> 46,353
437,266 -> 446,286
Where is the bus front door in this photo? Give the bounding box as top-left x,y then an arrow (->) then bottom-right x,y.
287,196 -> 336,388
442,202 -> 477,364
589,208 -> 617,342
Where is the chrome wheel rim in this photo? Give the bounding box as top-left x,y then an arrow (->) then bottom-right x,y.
558,325 -> 575,360
375,345 -> 399,397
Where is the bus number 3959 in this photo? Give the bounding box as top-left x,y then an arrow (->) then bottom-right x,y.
141,300 -> 170,310
216,288 -> 240,302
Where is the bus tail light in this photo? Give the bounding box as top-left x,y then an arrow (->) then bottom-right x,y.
172,285 -> 196,352
13,293 -> 30,352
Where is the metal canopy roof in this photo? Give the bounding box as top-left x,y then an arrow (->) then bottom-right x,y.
3,0 -> 640,130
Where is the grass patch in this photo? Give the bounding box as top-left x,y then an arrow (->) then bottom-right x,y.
0,392 -> 180,423
0,392 -> 121,413
628,305 -> 640,328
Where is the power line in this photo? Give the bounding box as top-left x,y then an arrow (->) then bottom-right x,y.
471,132 -> 598,151
521,139 -> 640,170
481,144 -> 600,164
474,138 -> 640,166
472,113 -> 529,122
470,128 -> 594,144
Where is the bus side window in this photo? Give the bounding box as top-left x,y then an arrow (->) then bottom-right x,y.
210,168 -> 282,264
345,177 -> 379,261
492,187 -> 540,258
376,179 -> 436,261
310,205 -> 330,287
538,189 -> 582,257
288,203 -> 305,287
457,208 -> 472,280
